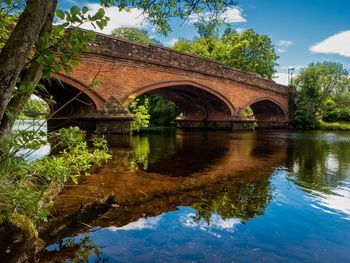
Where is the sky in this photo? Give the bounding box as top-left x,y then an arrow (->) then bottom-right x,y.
60,0 -> 350,85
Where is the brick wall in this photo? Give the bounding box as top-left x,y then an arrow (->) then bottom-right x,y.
90,32 -> 288,95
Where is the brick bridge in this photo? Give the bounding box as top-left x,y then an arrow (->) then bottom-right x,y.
44,32 -> 292,133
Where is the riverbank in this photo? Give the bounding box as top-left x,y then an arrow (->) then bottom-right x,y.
0,127 -> 111,262
320,121 -> 350,131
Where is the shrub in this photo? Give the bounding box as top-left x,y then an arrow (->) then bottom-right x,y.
0,127 -> 111,221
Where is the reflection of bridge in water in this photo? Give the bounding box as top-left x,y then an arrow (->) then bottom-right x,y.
41,131 -> 288,246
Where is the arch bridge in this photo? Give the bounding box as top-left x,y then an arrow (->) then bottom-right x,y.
45,32 -> 292,133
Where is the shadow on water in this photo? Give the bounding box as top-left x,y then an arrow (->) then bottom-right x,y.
38,129 -> 350,263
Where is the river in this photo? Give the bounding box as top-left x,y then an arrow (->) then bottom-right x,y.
38,129 -> 350,262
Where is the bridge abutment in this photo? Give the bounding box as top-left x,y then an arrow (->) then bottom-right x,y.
48,115 -> 133,134
176,120 -> 257,131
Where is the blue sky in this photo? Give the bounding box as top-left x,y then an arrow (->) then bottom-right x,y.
60,0 -> 350,84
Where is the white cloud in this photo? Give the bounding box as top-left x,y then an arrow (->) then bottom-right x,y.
310,30 -> 350,57
277,40 -> 294,47
276,40 -> 294,53
107,216 -> 161,231
274,73 -> 289,86
164,38 -> 179,47
280,65 -> 304,70
189,7 -> 246,24
235,27 -> 245,34
308,185 -> 350,221
180,212 -> 241,236
79,4 -> 148,34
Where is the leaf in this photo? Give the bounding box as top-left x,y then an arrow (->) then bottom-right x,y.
82,6 -> 89,14
56,9 -> 65,20
94,8 -> 105,20
70,6 -> 80,16
85,31 -> 96,41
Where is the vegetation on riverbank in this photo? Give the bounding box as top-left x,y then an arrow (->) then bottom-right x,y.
0,126 -> 111,260
292,62 -> 350,130
320,121 -> 350,131
0,126 -> 111,219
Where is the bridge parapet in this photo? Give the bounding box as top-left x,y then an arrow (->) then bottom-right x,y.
90,33 -> 288,95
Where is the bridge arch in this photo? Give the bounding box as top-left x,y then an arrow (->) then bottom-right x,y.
36,74 -> 106,124
124,80 -> 236,121
50,73 -> 105,111
243,97 -> 287,123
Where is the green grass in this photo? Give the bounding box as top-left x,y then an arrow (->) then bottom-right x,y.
320,120 -> 350,131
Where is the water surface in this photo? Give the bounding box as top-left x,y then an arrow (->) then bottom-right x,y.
41,129 -> 350,262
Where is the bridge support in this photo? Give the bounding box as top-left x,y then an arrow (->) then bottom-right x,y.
176,120 -> 257,131
256,122 -> 289,129
48,116 -> 133,134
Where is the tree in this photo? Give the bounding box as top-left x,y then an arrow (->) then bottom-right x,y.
111,27 -> 161,45
138,93 -> 181,126
293,62 -> 350,128
0,0 -> 236,136
172,28 -> 278,79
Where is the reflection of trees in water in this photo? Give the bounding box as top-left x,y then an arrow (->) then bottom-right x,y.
130,131 -> 230,176
192,179 -> 272,223
287,133 -> 350,193
41,235 -> 108,263
129,133 -> 179,171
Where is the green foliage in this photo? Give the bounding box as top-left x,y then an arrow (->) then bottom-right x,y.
111,27 -> 161,45
19,98 -> 49,119
294,100 -> 321,129
138,93 -> 181,126
293,62 -> 350,129
98,0 -> 237,35
128,98 -> 150,132
322,93 -> 350,122
172,29 -> 278,79
320,120 -> 350,131
239,106 -> 254,119
0,127 -> 111,220
0,9 -> 17,49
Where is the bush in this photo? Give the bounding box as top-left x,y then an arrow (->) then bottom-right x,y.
294,101 -> 320,129
0,127 -> 111,221
128,98 -> 150,132
322,98 -> 350,122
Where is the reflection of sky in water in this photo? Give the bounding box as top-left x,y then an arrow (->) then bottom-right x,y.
13,120 -> 50,160
308,183 -> 350,220
180,213 -> 241,238
107,216 -> 162,232
43,131 -> 350,262
326,154 -> 339,173
47,169 -> 350,263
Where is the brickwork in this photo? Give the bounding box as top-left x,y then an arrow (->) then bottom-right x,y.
52,32 -> 291,133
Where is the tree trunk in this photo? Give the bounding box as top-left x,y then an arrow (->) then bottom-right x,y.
0,1 -> 57,134
0,0 -> 55,129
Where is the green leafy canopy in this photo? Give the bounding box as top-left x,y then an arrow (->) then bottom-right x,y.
172,28 -> 279,79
